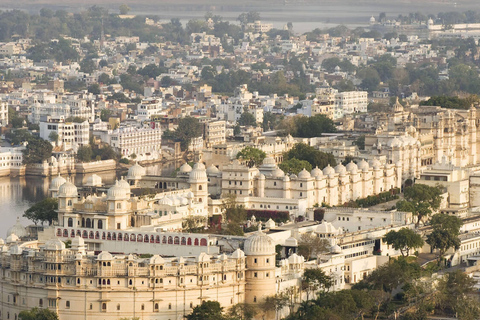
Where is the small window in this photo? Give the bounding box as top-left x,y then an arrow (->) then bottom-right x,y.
102,303 -> 107,311
66,301 -> 70,309
168,303 -> 172,310
117,304 -> 120,311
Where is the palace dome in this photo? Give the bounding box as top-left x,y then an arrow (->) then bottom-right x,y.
323,164 -> 335,176
189,163 -> 208,182
179,163 -> 193,173
7,218 -> 27,238
244,225 -> 275,256
45,238 -> 66,251
298,168 -> 311,179
58,180 -> 78,198
50,174 -> 66,191
272,167 -> 285,178
345,161 -> 358,173
107,181 -> 128,200
127,163 -> 146,179
206,165 -> 220,175
357,159 -> 369,171
334,164 -> 347,175
311,167 -> 323,178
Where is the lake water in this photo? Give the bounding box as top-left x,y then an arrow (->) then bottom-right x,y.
0,161 -> 180,239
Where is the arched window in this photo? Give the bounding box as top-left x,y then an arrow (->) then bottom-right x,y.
168,236 -> 173,244
68,218 -> 73,227
174,236 -> 180,245
154,303 -> 159,311
89,231 -> 94,239
124,233 -> 129,241
63,229 -> 68,237
145,235 -> 150,243
107,279 -> 110,285
181,237 -> 186,245
137,234 -> 143,242
118,233 -> 123,241
198,185 -> 203,191
130,234 -> 136,241
57,229 -> 62,236
86,218 -> 92,228
194,238 -> 199,246
95,231 -> 100,239
168,303 -> 172,310
200,239 -> 207,246
112,233 -> 116,241
129,279 -> 132,285
102,232 -> 106,240
162,236 -> 167,244
187,238 -> 192,245
97,220 -> 103,229
141,304 -> 145,311
82,230 -> 88,238
70,230 -> 75,237
102,303 -> 106,311
66,301 -> 70,309
155,236 -> 160,243
117,304 -> 120,311
76,230 -> 81,237
102,279 -> 106,285
150,235 -> 155,243
107,232 -> 111,240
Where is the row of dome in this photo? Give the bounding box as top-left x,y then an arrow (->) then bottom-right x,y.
157,192 -> 195,206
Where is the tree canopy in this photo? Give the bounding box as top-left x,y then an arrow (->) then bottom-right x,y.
165,117 -> 203,150
186,301 -> 225,320
426,213 -> 462,264
383,228 -> 424,257
279,158 -> 313,175
236,146 -> 266,168
284,143 -> 336,169
23,198 -> 58,226
396,184 -> 443,227
23,137 -> 53,164
19,307 -> 58,320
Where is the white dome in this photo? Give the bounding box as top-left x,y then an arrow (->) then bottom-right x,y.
85,174 -> 103,187
262,157 -> 276,167
283,175 -> 290,182
370,16 -> 376,22
345,161 -> 358,173
315,222 -> 338,235
0,238 -> 5,245
331,244 -> 342,253
45,238 -> 66,251
298,168 -> 311,179
334,164 -> 347,175
127,163 -> 146,179
107,181 -> 128,200
206,165 -> 220,175
357,159 -> 369,171
186,191 -> 195,199
265,218 -> 276,229
158,196 -> 173,206
370,158 -> 382,169
288,253 -> 305,264
50,174 -> 67,191
323,164 -> 335,176
244,225 -> 275,256
118,177 -> 131,193
388,137 -> 401,148
179,163 -> 193,173
272,167 -> 285,178
149,255 -> 165,265
71,236 -> 85,248
189,163 -> 208,182
7,218 -> 27,238
6,234 -> 19,244
97,251 -> 113,261
180,197 -> 189,206
285,236 -> 298,247
231,248 -> 245,259
311,166 -> 323,178
58,180 -> 78,198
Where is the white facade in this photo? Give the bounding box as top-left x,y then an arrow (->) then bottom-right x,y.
0,102 -> 8,126
39,119 -> 90,151
334,91 -> 368,119
137,99 -> 163,121
104,126 -> 162,159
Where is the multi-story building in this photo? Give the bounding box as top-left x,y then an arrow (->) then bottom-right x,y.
137,99 -> 163,121
97,126 -> 162,160
334,91 -> 368,119
39,118 -> 90,151
0,102 -> 8,126
204,120 -> 226,148
0,146 -> 25,177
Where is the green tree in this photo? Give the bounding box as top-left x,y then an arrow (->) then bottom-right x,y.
279,158 -> 312,175
88,83 -> 101,95
303,268 -> 333,299
173,116 -> 203,150
436,270 -> 477,316
396,184 -> 443,227
236,146 -> 266,168
293,114 -> 336,138
186,300 -> 225,320
238,111 -> 257,127
80,58 -> 96,74
19,307 -> 58,320
100,109 -> 113,122
383,228 -> 424,257
23,138 -> 53,164
24,198 -> 58,226
77,145 -> 93,162
297,233 -> 329,260
119,4 -> 131,15
353,135 -> 365,150
48,131 -> 58,143
228,303 -> 256,320
426,213 -> 462,264
284,143 -> 336,169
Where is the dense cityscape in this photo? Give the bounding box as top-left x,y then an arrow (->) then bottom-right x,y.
1,3 -> 480,320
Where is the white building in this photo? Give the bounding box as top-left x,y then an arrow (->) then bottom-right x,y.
137,99 -> 163,121
0,102 -> 7,126
334,91 -> 368,119
39,118 -> 90,152
104,126 -> 162,159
